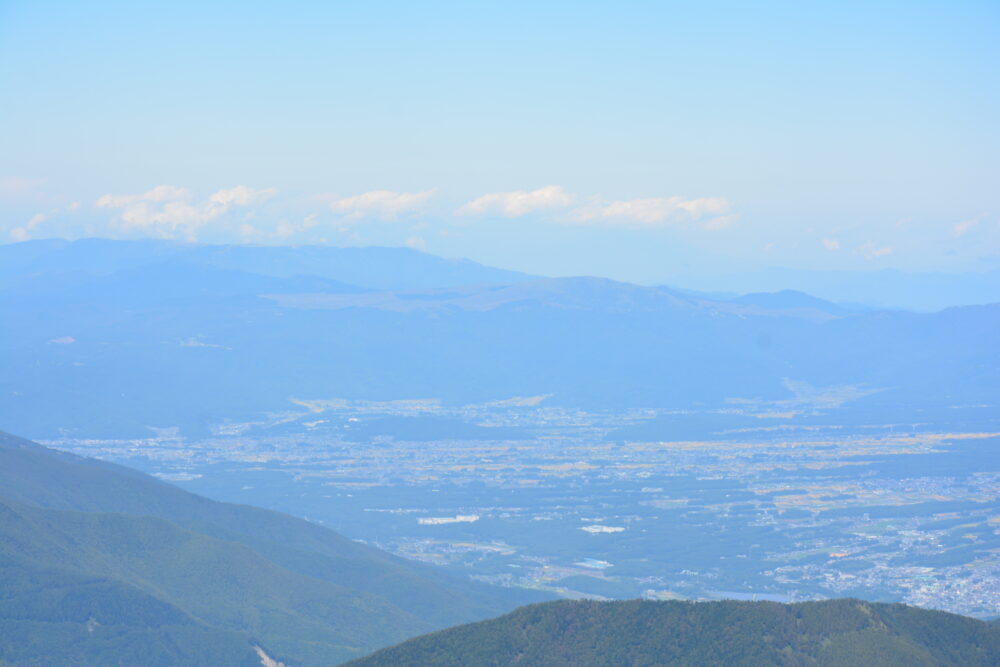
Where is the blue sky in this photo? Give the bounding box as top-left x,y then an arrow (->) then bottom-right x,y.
1,0 -> 998,281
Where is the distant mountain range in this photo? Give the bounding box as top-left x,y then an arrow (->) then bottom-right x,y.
347,598 -> 1000,666
0,431 -> 548,666
674,266 -> 1000,312
730,289 -> 851,315
1,238 -> 997,437
0,238 -> 533,291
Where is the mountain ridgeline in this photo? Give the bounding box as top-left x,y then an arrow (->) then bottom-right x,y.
346,598 -> 1000,667
1,238 -> 998,438
0,431 -> 547,666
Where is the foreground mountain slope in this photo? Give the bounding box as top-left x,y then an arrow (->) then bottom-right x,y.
346,598 -> 1000,667
0,432 -> 545,624
0,432 -> 549,665
0,548 -> 268,667
0,495 -> 428,664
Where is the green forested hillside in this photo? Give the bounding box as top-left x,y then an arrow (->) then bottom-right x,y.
346,598 -> 1000,667
0,496 -> 425,665
0,432 -> 548,666
0,553 -> 261,667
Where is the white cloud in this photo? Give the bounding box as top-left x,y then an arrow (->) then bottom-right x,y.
95,185 -> 277,240
456,185 -> 574,217
953,215 -> 985,237
8,228 -> 30,242
209,185 -> 276,207
456,186 -> 733,229
240,213 -> 321,242
822,238 -> 841,250
405,236 -> 428,251
568,195 -> 733,229
9,212 -> 49,242
858,241 -> 893,259
329,189 -> 434,220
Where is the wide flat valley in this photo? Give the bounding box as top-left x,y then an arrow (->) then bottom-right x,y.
50,395 -> 1000,618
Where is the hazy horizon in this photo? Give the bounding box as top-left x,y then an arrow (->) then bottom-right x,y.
1,3 -> 999,664
7,235 -> 1000,312
3,1 -> 999,284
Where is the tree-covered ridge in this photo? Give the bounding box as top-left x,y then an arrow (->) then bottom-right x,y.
0,432 -> 547,666
0,552 -> 263,667
0,495 -> 425,665
346,598 -> 1000,666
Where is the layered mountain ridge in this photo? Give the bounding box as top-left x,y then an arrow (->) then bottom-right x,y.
2,239 -> 997,438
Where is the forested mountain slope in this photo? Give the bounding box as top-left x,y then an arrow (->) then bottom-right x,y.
347,598 -> 1000,667
0,432 -> 548,666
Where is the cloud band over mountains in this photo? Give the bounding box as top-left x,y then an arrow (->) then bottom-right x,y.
455,185 -> 734,229
94,185 -> 277,240
8,183 -> 737,243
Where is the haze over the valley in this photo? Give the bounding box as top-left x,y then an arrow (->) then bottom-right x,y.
1,2 -> 998,665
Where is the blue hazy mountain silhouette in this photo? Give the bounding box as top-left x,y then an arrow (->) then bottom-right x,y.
1,239 -> 997,437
